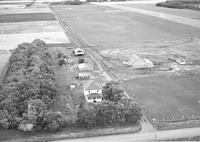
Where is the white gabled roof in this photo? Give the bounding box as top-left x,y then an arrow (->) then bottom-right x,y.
73,48 -> 84,53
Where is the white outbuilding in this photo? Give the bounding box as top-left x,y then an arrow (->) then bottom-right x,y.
73,48 -> 84,56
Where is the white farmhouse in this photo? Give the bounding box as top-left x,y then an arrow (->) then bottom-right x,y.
73,48 -> 84,56
83,81 -> 103,102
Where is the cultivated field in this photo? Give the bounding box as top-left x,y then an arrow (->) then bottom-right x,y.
0,5 -> 70,50
125,72 -> 200,123
119,3 -> 200,20
51,4 -> 200,49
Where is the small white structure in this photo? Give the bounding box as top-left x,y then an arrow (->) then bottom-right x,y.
73,48 -> 84,56
69,83 -> 76,90
76,72 -> 90,80
78,63 -> 93,71
83,81 -> 103,102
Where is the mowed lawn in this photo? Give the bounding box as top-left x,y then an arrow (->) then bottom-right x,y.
125,73 -> 200,121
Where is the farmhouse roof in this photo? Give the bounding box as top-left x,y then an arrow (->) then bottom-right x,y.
84,81 -> 102,91
73,48 -> 84,53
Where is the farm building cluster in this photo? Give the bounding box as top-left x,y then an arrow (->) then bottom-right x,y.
64,48 -> 104,103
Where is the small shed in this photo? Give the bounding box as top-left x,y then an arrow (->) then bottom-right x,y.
78,63 -> 93,71
76,72 -> 90,80
69,83 -> 76,90
73,48 -> 84,56
83,81 -> 103,102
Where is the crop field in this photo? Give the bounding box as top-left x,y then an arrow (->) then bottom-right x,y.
0,7 -> 70,50
51,4 -> 200,50
124,72 -> 200,122
119,3 -> 200,20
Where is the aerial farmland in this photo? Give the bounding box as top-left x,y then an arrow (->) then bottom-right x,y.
1,0 -> 200,141
51,1 -> 200,130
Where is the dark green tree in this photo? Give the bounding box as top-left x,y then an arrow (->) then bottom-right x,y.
102,81 -> 124,102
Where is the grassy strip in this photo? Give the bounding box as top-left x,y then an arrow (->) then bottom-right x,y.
50,1 -> 86,5
168,136 -> 200,141
156,0 -> 200,11
3,123 -> 141,142
147,115 -> 200,130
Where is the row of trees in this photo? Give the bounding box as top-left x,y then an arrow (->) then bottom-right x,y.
77,82 -> 142,128
0,40 -> 65,131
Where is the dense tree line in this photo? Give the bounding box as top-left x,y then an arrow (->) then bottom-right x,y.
0,40 -> 64,131
77,82 -> 142,128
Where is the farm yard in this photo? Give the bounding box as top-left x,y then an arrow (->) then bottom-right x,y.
49,46 -> 107,114
51,3 -> 200,129
98,38 -> 200,80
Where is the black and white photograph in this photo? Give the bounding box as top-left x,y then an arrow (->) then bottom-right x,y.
0,0 -> 200,141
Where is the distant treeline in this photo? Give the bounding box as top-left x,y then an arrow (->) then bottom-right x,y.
156,0 -> 200,11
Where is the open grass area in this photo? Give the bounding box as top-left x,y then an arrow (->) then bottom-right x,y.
0,123 -> 141,142
124,72 -> 200,128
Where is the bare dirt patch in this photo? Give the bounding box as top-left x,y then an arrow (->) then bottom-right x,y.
98,38 -> 200,80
